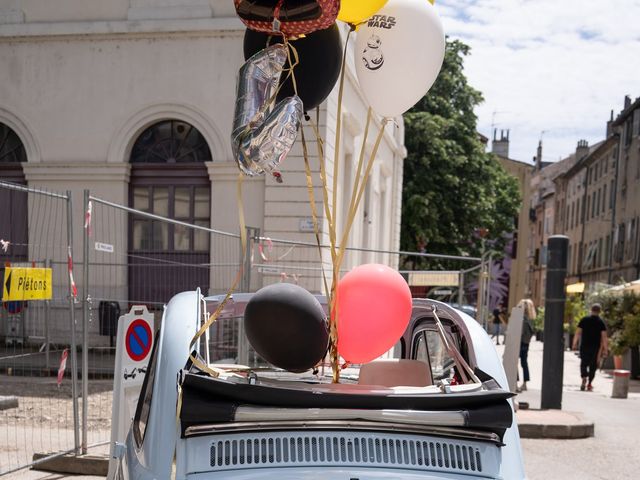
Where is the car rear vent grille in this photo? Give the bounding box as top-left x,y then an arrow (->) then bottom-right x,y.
209,432 -> 486,474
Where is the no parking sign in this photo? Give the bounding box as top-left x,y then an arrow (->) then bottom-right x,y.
118,309 -> 154,378
3,301 -> 24,315
109,305 -> 154,479
125,319 -> 153,362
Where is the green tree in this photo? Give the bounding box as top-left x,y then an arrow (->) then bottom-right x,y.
401,39 -> 521,267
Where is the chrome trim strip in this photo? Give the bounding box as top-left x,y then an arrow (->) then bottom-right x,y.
184,420 -> 501,445
234,406 -> 466,426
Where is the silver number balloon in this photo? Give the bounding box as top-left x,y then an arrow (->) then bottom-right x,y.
232,44 -> 303,178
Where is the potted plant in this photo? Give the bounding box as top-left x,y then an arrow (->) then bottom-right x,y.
623,302 -> 640,378
623,306 -> 640,338
592,290 -> 640,371
589,289 -> 623,369
609,330 -> 628,369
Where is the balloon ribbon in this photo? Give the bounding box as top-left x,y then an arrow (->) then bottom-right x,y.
301,25 -> 392,381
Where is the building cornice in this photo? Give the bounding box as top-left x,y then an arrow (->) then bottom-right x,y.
560,134 -> 619,179
22,162 -> 131,182
0,16 -> 244,41
613,97 -> 640,126
207,161 -> 264,183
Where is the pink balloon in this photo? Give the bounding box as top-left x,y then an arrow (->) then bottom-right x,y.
336,264 -> 413,363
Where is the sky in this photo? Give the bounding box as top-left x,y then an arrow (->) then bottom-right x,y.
435,0 -> 640,163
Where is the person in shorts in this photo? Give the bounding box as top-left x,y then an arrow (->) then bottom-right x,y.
572,303 -> 608,391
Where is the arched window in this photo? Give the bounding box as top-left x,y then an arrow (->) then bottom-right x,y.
0,122 -> 27,180
128,120 -> 211,305
130,120 -> 211,164
0,122 -> 28,262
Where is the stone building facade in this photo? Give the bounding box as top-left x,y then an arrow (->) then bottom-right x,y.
527,95 -> 640,304
556,96 -> 640,289
556,137 -> 617,287
610,97 -> 640,284
526,149 -> 576,307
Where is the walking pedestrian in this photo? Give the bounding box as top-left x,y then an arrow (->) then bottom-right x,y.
491,303 -> 507,345
572,303 -> 608,391
516,299 -> 536,392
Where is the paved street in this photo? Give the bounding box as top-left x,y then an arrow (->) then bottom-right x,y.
502,339 -> 640,480
8,473 -> 101,480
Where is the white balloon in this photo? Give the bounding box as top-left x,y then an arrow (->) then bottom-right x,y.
355,0 -> 445,118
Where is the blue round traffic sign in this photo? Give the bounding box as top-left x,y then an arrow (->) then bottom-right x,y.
125,319 -> 152,362
3,301 -> 23,314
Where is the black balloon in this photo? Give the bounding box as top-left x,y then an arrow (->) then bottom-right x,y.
244,283 -> 329,373
243,23 -> 343,111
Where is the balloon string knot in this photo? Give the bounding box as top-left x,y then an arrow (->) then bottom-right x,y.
341,362 -> 350,370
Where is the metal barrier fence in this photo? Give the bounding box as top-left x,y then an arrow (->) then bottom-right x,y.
81,192 -> 242,451
253,233 -> 485,308
82,192 -> 488,368
0,180 -> 79,476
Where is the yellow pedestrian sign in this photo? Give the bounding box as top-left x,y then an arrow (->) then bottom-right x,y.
2,267 -> 53,301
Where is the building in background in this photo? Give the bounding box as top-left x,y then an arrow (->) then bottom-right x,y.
609,96 -> 640,284
555,136 -> 617,288
491,130 -> 533,311
525,95 -> 640,304
554,96 -> 640,291
526,140 -> 588,307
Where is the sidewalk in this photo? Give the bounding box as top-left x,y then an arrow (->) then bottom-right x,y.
495,336 -> 640,479
516,408 -> 593,439
496,340 -> 640,439
497,340 -> 599,439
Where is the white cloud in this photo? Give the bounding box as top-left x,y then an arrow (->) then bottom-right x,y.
436,0 -> 640,162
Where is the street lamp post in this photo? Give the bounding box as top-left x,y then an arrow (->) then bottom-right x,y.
475,228 -> 490,328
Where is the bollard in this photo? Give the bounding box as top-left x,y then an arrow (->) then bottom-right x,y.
541,235 -> 569,410
612,369 -> 630,399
